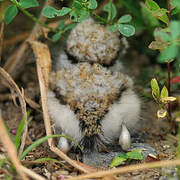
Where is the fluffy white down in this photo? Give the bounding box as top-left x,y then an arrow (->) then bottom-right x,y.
47,91 -> 82,143
101,89 -> 141,144
55,50 -> 74,70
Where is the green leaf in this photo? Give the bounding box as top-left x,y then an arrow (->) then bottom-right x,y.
42,6 -> 71,18
70,9 -> 89,22
160,86 -> 168,100
56,7 -> 72,17
64,23 -> 77,32
152,8 -> 168,17
78,9 -> 89,22
154,30 -> 171,42
108,24 -> 117,32
118,14 -> 132,24
110,153 -> 128,168
42,6 -> 58,18
19,0 -> 39,9
4,5 -> 18,24
104,2 -> 117,21
126,149 -> 143,160
52,32 -> 61,42
15,111 -> 31,150
72,1 -> 83,10
88,0 -> 98,10
151,78 -> 160,100
171,0 -> 180,9
151,8 -> 169,25
171,8 -> 180,15
170,21 -> 180,39
158,13 -> 169,25
141,2 -> 160,27
158,45 -> 178,62
58,20 -> 65,31
118,24 -> 135,37
146,0 -> 160,11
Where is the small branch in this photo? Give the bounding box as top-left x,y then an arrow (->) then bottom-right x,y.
0,67 -> 27,155
168,0 -> 171,25
21,166 -> 47,180
4,31 -> 30,46
0,21 -> 4,63
0,110 -> 29,180
67,159 -> 180,180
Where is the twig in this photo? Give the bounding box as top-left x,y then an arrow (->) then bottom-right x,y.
21,166 -> 47,180
0,110 -> 29,180
0,93 -> 13,101
4,31 -> 30,46
67,159 -> 180,180
29,41 -> 89,173
0,67 -> 27,155
0,21 -> 4,63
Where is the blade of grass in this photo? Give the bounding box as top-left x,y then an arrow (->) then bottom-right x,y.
0,158 -> 8,167
19,134 -> 82,160
34,158 -> 65,166
15,110 -> 31,150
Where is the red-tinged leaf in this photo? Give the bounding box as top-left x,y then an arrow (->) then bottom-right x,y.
145,154 -> 160,162
171,76 -> 180,84
149,41 -> 166,50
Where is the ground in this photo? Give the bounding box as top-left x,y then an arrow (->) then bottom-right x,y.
0,8 -> 179,179
0,45 -> 178,179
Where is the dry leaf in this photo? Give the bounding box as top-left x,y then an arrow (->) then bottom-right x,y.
162,96 -> 176,103
157,109 -> 167,118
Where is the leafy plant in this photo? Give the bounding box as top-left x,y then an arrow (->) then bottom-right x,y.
110,149 -> 143,168
0,110 -> 81,179
146,0 -> 180,124
3,0 -> 136,42
151,78 -> 176,119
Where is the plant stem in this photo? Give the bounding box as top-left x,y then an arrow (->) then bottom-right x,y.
167,62 -> 172,120
167,0 -> 172,121
109,0 -> 113,24
11,0 -> 57,33
91,12 -> 107,24
177,123 -> 180,178
168,0 -> 171,25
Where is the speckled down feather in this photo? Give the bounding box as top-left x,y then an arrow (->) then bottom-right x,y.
48,62 -> 141,151
66,18 -> 121,65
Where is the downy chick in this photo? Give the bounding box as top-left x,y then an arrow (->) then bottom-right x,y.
48,62 -> 141,153
48,17 -> 141,153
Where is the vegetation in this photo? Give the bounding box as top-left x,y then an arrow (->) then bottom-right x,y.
0,0 -> 180,179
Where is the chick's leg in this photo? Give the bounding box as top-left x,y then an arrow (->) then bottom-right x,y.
119,123 -> 131,151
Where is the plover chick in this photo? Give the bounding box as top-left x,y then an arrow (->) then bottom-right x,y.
48,62 -> 141,153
